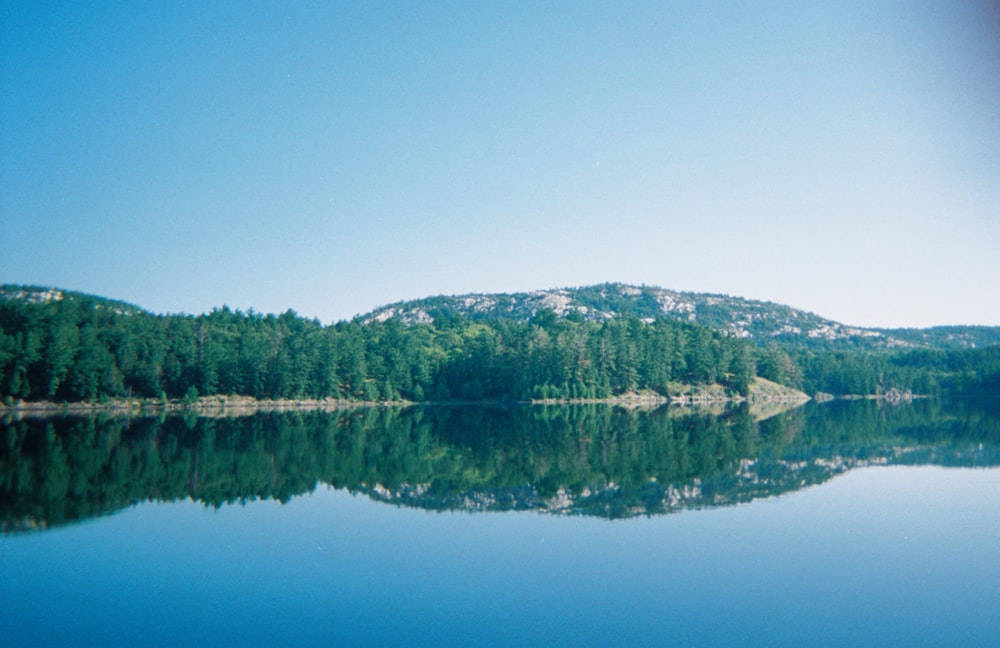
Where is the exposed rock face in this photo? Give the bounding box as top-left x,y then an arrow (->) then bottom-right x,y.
5,282 -> 998,351
360,282 -> 1000,350
0,287 -> 64,304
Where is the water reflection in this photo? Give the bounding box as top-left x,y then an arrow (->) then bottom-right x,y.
3,399 -> 999,532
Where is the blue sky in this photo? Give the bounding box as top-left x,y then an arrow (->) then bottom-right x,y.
2,1 -> 998,328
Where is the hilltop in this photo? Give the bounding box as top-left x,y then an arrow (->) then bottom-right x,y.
2,281 -> 998,405
0,285 -> 148,317
362,282 -> 1000,351
5,283 -> 997,352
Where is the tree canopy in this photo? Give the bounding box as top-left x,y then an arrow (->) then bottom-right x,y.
2,292 -> 997,403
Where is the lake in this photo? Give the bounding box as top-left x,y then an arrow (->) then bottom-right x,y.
2,400 -> 999,647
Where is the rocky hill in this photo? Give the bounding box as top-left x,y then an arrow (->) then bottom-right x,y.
0,285 -> 147,317
5,282 -> 998,352
362,282 -> 1000,351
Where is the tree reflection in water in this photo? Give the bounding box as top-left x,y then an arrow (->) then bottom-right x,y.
3,398 -> 999,532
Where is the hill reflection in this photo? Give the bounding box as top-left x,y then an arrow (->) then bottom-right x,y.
3,400 -> 999,532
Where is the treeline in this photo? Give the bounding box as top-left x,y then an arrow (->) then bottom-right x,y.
0,295 -> 755,403
753,342 -> 1000,398
2,293 -> 998,403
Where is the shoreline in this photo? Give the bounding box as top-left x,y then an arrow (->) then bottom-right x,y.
0,379 -> 813,421
0,395 -> 401,419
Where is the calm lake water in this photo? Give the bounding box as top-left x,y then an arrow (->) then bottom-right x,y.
3,400 -> 999,647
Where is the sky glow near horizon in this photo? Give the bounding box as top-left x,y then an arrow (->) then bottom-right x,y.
2,2 -> 998,328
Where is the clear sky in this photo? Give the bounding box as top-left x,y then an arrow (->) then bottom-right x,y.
2,1 -> 998,328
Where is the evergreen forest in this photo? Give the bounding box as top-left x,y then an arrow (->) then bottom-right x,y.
1,288 -> 998,404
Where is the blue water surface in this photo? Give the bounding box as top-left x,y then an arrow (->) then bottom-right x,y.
3,465 -> 999,647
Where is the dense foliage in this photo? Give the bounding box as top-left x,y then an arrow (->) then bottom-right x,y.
2,289 -> 998,403
363,282 -> 1000,350
0,293 -> 754,402
752,342 -> 1000,398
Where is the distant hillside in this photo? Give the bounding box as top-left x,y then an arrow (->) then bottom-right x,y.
3,282 -> 998,403
362,283 -> 1000,351
5,282 -> 999,352
0,285 -> 147,317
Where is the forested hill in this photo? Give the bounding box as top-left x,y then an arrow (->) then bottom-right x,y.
363,283 -> 1000,351
0,286 -> 146,317
2,284 -> 999,405
0,284 -> 762,403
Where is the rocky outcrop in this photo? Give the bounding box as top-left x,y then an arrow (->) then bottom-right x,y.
360,282 -> 1000,350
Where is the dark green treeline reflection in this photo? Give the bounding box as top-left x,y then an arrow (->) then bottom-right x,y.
4,400 -> 999,532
